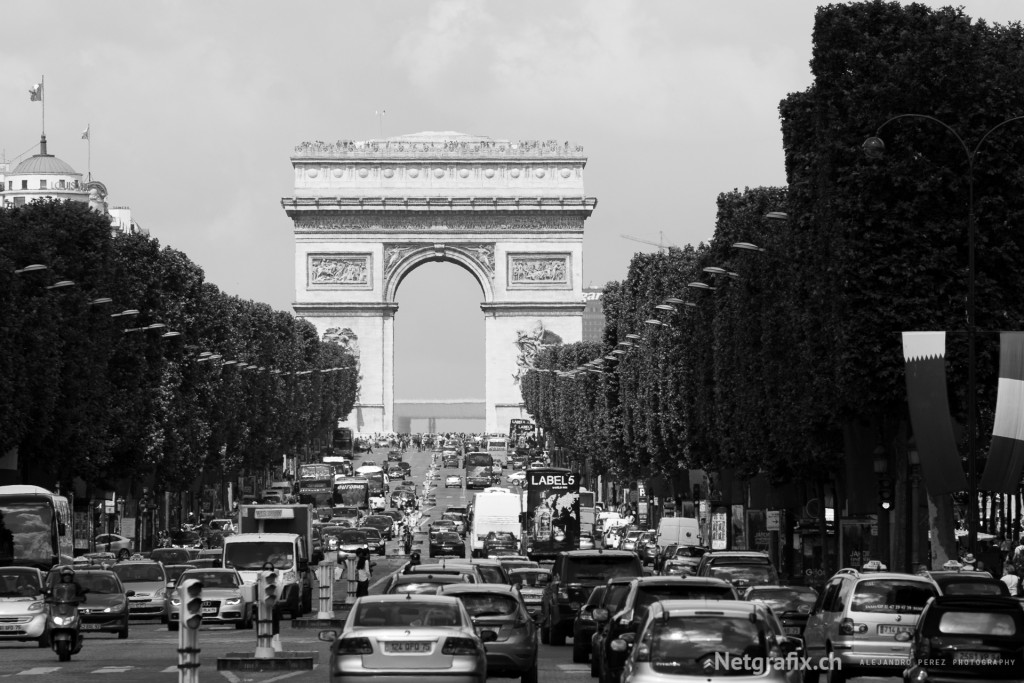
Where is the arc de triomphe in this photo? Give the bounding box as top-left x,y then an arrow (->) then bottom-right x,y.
282,131 -> 597,434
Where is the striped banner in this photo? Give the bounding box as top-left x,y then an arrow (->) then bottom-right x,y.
980,332 -> 1024,493
903,332 -> 968,495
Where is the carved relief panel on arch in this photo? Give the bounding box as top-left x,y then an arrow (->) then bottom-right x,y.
507,254 -> 572,289
308,253 -> 373,290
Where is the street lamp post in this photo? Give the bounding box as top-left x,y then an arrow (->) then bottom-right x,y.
864,113 -> 1024,556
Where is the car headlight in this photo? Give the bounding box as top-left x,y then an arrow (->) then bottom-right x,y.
224,597 -> 241,605
27,601 -> 44,612
170,598 -> 181,606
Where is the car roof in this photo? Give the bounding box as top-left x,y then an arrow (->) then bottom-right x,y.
360,593 -> 461,604
927,595 -> 1022,609
392,573 -> 468,584
703,551 -> 771,558
560,550 -> 638,558
925,570 -> 997,581
652,599 -> 766,617
437,582 -> 518,595
112,560 -> 162,566
633,576 -> 734,588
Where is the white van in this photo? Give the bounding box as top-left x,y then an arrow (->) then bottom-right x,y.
470,488 -> 522,557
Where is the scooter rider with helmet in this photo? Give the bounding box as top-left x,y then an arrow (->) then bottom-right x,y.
50,567 -> 85,655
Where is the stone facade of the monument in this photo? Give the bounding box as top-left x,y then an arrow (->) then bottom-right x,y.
283,131 -> 597,432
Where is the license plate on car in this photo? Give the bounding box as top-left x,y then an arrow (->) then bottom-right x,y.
386,641 -> 431,653
81,623 -> 101,630
957,651 -> 1001,664
784,627 -> 801,635
0,624 -> 20,632
878,624 -> 914,635
202,607 -> 218,614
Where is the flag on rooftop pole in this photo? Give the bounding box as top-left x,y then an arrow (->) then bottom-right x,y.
29,83 -> 42,101
81,125 -> 90,140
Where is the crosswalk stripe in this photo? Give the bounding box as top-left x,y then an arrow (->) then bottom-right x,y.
161,666 -> 178,673
15,668 -> 62,675
91,667 -> 134,674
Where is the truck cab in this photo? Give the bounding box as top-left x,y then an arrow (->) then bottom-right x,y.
222,532 -> 311,619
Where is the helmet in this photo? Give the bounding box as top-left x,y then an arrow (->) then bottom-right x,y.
59,566 -> 75,582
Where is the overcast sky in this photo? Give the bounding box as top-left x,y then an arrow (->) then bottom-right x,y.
3,1 -> 1020,405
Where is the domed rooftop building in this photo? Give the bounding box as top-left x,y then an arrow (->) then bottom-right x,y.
1,135 -> 87,207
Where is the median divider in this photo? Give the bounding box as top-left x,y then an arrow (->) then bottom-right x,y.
217,567 -> 317,672
292,558 -> 348,630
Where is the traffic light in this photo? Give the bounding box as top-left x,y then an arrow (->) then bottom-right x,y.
179,579 -> 204,630
878,478 -> 893,511
259,569 -> 278,613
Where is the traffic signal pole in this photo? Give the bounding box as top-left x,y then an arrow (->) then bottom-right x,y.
177,578 -> 203,683
255,569 -> 278,659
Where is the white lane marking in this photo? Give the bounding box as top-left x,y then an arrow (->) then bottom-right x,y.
15,668 -> 62,675
556,664 -> 591,672
219,672 -> 242,683
92,667 -> 134,674
161,666 -> 178,673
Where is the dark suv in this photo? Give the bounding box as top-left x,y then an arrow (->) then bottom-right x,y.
541,550 -> 643,647
572,577 -> 634,665
904,595 -> 1024,681
592,576 -> 737,683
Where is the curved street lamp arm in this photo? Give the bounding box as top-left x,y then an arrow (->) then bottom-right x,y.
971,115 -> 1024,159
875,114 -> 970,160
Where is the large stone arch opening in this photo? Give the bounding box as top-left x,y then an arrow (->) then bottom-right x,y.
283,131 -> 597,433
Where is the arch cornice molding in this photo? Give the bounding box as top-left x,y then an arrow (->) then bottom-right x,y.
383,242 -> 495,303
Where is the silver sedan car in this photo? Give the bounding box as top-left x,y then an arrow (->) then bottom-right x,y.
319,595 -> 493,683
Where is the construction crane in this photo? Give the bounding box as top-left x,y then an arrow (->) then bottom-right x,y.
621,232 -> 679,252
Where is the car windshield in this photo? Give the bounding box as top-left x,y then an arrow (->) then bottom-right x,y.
354,600 -> 463,627
366,517 -> 391,527
392,577 -> 470,594
112,564 -> 165,583
566,557 -> 642,582
456,593 -> 519,617
648,616 -> 767,675
151,549 -> 191,564
322,526 -> 348,536
938,610 -> 1019,636
339,530 -> 368,543
0,569 -> 41,596
180,571 -> 239,589
223,541 -> 295,570
361,529 -> 382,540
439,533 -> 462,543
510,571 -> 551,587
939,580 -> 1006,596
77,573 -> 121,594
746,587 -> 817,613
165,566 -> 190,583
851,580 -> 936,614
636,585 -> 735,619
708,565 -> 777,584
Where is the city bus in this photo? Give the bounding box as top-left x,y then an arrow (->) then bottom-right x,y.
0,485 -> 74,571
465,452 -> 495,489
333,476 -> 370,511
297,463 -> 336,507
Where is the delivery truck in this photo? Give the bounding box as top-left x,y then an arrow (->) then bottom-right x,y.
224,504 -> 320,619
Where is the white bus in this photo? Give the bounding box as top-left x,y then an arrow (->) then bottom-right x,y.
0,485 -> 74,571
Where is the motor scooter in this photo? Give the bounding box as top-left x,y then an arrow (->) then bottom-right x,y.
47,584 -> 83,662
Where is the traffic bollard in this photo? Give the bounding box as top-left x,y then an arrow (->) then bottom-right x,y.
178,579 -> 203,683
316,561 -> 335,619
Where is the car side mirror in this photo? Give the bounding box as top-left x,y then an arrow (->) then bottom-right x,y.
479,629 -> 499,643
593,608 -> 610,623
779,635 -> 803,653
894,631 -> 912,643
125,590 -> 135,597
318,629 -> 339,642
